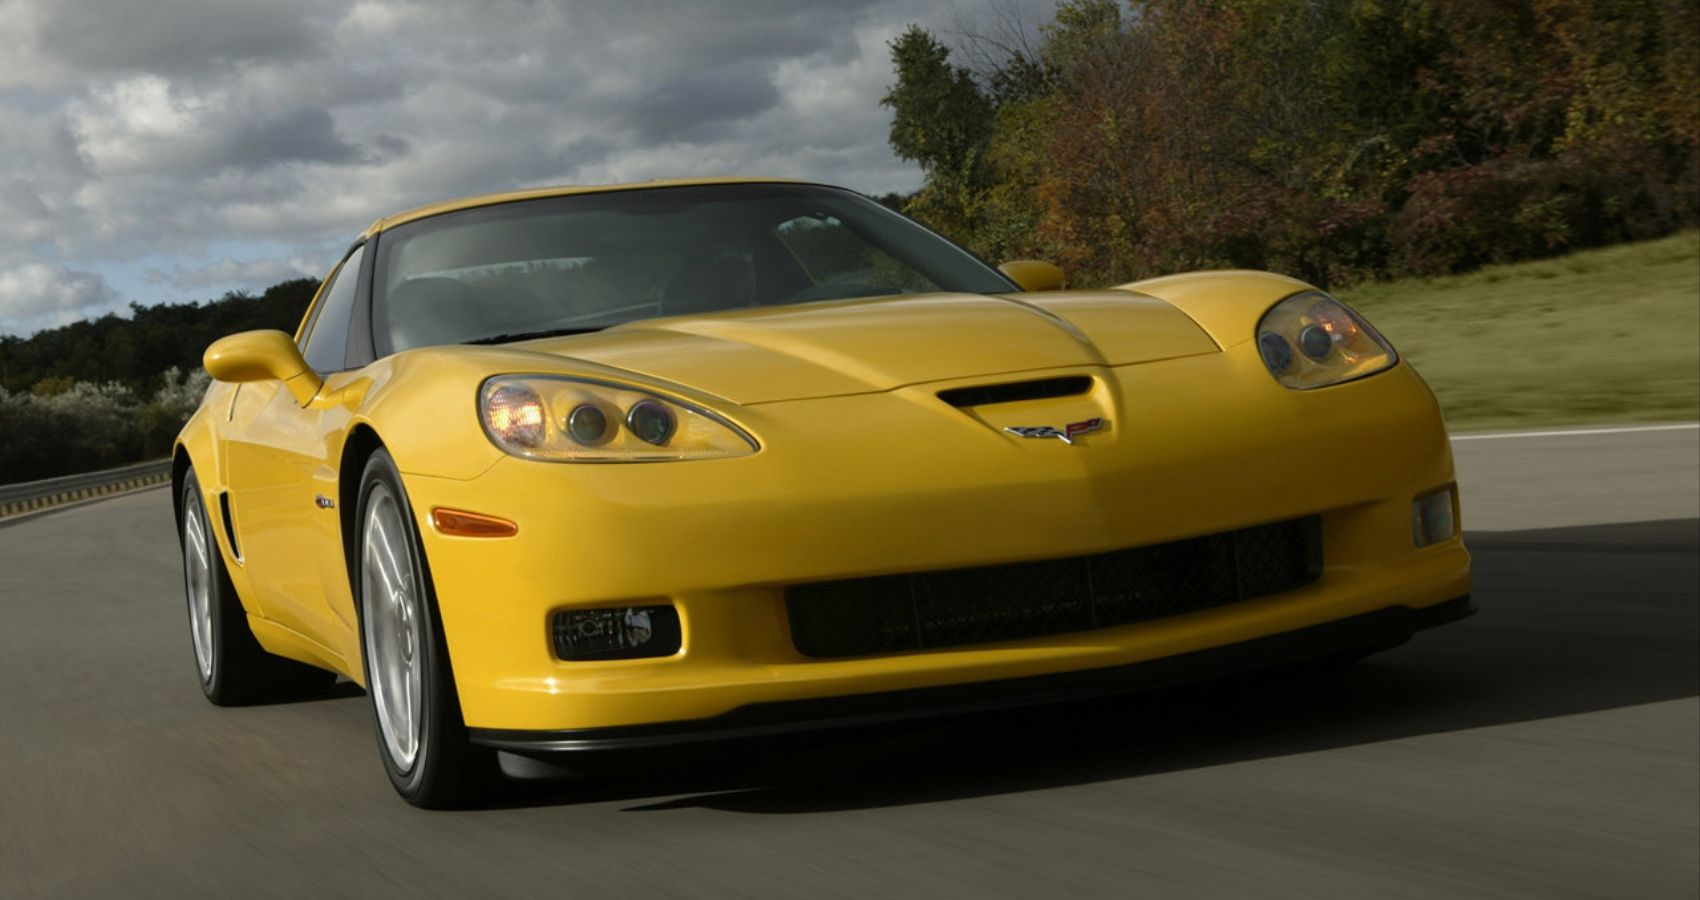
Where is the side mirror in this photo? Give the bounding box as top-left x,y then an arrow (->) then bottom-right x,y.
998,259 -> 1067,292
203,330 -> 323,405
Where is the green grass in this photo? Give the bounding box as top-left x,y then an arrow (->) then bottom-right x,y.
1337,230 -> 1700,431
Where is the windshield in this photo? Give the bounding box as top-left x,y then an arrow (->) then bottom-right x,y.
371,183 -> 1017,352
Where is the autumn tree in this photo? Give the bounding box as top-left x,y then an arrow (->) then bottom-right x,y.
885,0 -> 1698,286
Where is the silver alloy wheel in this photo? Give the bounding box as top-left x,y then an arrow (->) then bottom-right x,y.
362,482 -> 425,772
182,495 -> 215,683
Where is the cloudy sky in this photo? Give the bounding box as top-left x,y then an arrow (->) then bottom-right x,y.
0,0 -> 1056,336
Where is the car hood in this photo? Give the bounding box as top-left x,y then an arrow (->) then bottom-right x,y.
500,290 -> 1219,405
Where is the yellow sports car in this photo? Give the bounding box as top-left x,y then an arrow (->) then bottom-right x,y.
173,178 -> 1471,807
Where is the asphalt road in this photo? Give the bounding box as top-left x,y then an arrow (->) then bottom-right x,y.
2,424 -> 1695,899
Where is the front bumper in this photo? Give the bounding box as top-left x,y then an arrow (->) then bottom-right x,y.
470,594 -> 1475,753
402,352 -> 1471,733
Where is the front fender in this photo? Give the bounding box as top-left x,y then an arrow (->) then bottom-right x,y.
341,353 -> 503,481
1115,270 -> 1313,349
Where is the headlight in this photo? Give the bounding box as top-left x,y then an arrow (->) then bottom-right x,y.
1255,291 -> 1397,389
478,376 -> 758,462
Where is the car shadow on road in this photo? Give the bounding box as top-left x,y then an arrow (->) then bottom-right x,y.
477,517 -> 1699,815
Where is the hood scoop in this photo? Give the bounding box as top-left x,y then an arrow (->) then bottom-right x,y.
937,375 -> 1093,408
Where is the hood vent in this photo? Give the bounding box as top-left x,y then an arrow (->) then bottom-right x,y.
937,375 -> 1093,408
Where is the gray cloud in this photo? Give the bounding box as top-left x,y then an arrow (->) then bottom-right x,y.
25,0 -> 332,79
0,0 -> 1058,336
629,59 -> 782,142
222,107 -> 364,170
146,256 -> 320,293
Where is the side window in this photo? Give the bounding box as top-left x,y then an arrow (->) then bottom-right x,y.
300,244 -> 366,373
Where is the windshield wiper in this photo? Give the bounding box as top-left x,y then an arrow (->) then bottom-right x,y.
463,327 -> 605,345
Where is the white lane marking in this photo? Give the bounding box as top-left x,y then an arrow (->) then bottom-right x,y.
1451,422 -> 1699,442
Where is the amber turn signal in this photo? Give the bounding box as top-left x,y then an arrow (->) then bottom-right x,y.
431,508 -> 519,537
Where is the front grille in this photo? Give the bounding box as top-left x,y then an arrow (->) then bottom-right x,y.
786,516 -> 1322,658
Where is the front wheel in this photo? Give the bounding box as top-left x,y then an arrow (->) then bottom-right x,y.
357,449 -> 498,808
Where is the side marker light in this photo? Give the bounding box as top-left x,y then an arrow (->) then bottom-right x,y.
431,508 -> 519,538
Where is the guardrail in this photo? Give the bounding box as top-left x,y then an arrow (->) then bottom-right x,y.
0,459 -> 173,518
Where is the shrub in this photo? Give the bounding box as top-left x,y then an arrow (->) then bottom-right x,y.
0,368 -> 210,484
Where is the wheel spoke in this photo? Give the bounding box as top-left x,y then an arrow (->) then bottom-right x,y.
185,513 -> 208,570
182,498 -> 215,683
366,517 -> 405,597
362,485 -> 425,772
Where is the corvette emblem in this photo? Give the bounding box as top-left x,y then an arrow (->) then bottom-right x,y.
1004,417 -> 1106,445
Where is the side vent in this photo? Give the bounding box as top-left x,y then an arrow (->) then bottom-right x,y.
219,491 -> 242,562
938,376 -> 1093,408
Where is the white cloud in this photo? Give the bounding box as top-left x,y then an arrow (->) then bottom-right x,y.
0,263 -> 121,335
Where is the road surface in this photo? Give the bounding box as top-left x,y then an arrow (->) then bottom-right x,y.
2,424 -> 1695,898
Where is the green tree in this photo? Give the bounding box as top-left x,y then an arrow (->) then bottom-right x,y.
882,25 -> 997,238
0,278 -> 318,395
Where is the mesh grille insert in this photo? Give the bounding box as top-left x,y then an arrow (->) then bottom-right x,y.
787,516 -> 1322,658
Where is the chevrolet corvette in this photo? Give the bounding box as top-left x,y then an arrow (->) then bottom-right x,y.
173,178 -> 1472,807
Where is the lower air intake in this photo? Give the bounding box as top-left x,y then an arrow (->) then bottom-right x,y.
786,516 -> 1322,658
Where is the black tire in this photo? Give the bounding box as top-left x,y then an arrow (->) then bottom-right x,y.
355,448 -> 499,808
179,469 -> 338,706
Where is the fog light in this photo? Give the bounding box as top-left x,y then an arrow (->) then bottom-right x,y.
1412,487 -> 1457,547
552,605 -> 681,660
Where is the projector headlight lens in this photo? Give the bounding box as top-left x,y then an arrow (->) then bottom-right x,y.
625,399 -> 676,446
1298,324 -> 1333,360
479,376 -> 756,462
1257,332 -> 1295,373
565,403 -> 610,445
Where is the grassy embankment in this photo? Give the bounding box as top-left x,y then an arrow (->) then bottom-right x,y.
1338,230 -> 1699,431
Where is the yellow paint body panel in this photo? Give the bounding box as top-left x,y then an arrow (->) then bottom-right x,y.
174,179 -> 1469,736
404,352 -> 1465,730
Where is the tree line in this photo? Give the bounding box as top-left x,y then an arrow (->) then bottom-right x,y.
882,0 -> 1698,289
0,279 -> 318,484
0,278 -> 319,396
